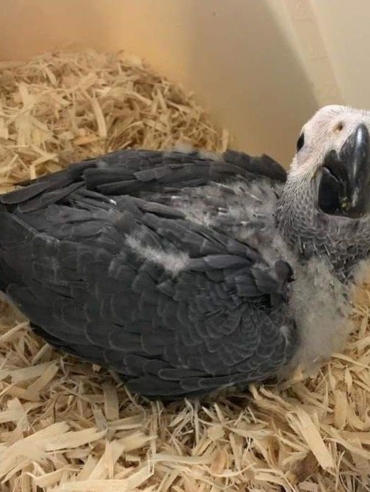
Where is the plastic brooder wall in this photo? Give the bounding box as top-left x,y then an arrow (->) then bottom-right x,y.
0,0 -> 368,166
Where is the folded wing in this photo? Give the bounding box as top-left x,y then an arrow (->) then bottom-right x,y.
0,149 -> 297,399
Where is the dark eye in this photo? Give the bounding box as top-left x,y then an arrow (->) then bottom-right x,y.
296,133 -> 305,151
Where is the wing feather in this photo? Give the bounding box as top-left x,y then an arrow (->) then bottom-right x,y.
0,148 -> 297,399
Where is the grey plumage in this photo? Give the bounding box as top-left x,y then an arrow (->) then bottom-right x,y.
0,104 -> 369,400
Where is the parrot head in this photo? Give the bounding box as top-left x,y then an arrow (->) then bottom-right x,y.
277,105 -> 370,274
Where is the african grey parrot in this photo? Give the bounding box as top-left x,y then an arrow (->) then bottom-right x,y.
0,104 -> 369,400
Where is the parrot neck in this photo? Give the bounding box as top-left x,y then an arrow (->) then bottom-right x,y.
276,176 -> 370,279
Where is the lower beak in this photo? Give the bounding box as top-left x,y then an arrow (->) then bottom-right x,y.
318,123 -> 370,218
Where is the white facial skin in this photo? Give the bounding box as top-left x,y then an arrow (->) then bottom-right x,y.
290,105 -> 370,181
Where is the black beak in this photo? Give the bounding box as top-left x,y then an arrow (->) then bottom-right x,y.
318,123 -> 370,218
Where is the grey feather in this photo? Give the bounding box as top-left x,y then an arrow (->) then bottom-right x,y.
0,107 -> 368,400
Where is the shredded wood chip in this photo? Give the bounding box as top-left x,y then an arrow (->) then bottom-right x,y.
288,409 -> 335,471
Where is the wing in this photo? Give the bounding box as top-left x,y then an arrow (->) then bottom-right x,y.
0,149 -> 298,399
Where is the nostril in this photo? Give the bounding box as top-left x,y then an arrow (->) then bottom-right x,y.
334,122 -> 344,133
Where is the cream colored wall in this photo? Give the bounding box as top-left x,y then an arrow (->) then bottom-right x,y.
309,0 -> 370,110
0,0 -> 356,166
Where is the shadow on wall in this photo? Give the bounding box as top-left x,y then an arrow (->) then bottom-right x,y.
0,0 -> 319,165
185,0 -> 319,165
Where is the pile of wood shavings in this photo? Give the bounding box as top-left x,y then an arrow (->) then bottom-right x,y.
0,50 -> 370,492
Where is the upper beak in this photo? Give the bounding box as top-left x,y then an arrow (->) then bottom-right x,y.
318,123 -> 370,218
